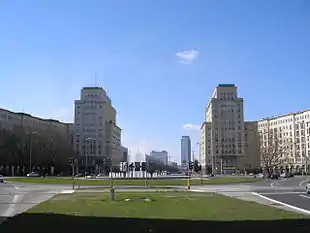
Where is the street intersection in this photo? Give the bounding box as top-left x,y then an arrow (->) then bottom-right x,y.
0,176 -> 310,224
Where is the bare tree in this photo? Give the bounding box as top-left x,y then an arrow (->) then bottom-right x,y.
259,127 -> 292,174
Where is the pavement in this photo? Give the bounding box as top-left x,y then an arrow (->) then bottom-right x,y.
1,175 -> 310,224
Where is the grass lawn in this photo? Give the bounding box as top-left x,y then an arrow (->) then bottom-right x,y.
0,191 -> 308,233
7,176 -> 262,186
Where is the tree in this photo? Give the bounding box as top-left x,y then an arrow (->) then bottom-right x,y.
259,127 -> 292,174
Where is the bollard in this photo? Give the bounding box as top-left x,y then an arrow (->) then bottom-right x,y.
110,188 -> 115,201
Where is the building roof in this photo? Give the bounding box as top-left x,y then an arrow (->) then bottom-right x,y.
218,84 -> 236,87
0,107 -> 71,124
258,109 -> 310,121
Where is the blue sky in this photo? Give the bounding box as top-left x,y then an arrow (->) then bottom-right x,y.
0,0 -> 309,163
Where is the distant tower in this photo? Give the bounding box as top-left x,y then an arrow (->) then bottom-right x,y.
181,136 -> 191,165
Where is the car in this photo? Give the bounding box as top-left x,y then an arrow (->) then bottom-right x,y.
26,172 -> 40,177
86,174 -> 96,179
96,173 -> 105,178
0,175 -> 3,183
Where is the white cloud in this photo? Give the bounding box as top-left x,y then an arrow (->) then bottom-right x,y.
176,49 -> 199,64
182,124 -> 201,131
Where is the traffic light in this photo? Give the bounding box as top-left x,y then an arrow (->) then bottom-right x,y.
189,161 -> 194,171
68,157 -> 73,166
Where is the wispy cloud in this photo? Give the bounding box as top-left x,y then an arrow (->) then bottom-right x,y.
182,124 -> 201,131
176,49 -> 199,64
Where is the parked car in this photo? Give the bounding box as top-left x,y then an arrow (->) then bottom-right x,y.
86,174 -> 96,179
0,175 -> 3,183
96,173 -> 105,178
27,172 -> 40,177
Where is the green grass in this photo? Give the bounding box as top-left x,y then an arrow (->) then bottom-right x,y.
0,191 -> 308,233
7,176 -> 262,186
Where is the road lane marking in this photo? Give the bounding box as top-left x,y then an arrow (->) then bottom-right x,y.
270,178 -> 287,188
60,190 -> 75,194
300,195 -> 310,199
299,179 -> 309,188
258,191 -> 304,195
190,189 -> 205,192
252,192 -> 310,215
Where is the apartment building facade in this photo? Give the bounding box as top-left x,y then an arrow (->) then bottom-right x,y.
0,108 -> 72,141
73,87 -> 122,173
257,110 -> 310,171
200,84 -> 260,174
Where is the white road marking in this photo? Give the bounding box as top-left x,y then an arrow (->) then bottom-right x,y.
252,192 -> 310,215
299,179 -> 309,188
60,190 -> 75,194
258,191 -> 304,195
190,189 -> 205,192
300,195 -> 310,199
270,178 -> 286,188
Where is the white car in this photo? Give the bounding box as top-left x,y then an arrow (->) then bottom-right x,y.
27,172 -> 40,177
0,175 -> 3,183
96,173 -> 105,178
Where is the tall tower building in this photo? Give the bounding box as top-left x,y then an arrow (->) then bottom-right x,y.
73,87 -> 121,173
201,84 -> 245,174
181,136 -> 191,166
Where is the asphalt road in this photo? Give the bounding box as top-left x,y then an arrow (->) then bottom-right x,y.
0,175 -> 309,223
0,181 -> 73,224
252,176 -> 310,214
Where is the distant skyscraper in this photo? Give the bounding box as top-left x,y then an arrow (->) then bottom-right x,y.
181,136 -> 191,165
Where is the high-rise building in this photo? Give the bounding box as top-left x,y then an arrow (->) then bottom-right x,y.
73,87 -> 121,173
201,84 -> 260,174
201,84 -> 246,174
181,136 -> 191,165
